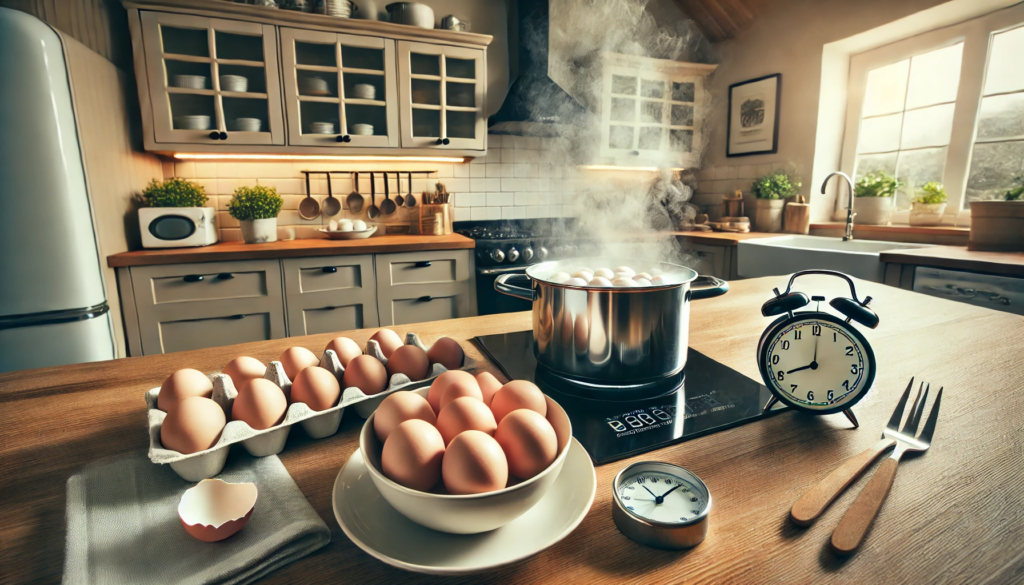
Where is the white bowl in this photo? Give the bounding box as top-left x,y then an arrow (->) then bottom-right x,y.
174,115 -> 211,130
172,75 -> 206,89
219,75 -> 248,92
319,225 -> 377,240
308,122 -> 335,134
230,117 -> 262,132
352,83 -> 376,99
300,77 -> 330,93
359,386 -> 572,534
350,123 -> 373,135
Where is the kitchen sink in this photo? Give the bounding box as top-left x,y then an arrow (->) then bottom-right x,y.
737,235 -> 931,282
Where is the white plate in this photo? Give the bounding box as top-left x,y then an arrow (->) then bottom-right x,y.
332,439 -> 595,575
318,225 -> 377,239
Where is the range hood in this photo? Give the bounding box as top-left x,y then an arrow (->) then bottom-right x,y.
488,0 -> 591,135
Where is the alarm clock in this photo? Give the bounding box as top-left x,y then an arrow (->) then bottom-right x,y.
757,270 -> 879,428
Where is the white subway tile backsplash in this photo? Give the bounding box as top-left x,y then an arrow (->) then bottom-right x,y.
471,207 -> 488,220
514,192 -> 536,206
454,207 -> 472,222
454,164 -> 470,178
194,162 -> 218,178
445,178 -> 469,193
470,178 -> 501,191
501,148 -> 516,163
470,164 -> 487,178
217,178 -> 238,196
174,161 -> 195,179
487,192 -> 513,207
489,135 -> 502,148
486,163 -> 503,178
470,192 -> 486,207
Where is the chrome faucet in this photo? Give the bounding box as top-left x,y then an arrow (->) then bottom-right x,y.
822,171 -> 856,241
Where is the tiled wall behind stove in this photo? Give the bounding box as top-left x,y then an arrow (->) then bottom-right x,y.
162,134 -> 578,242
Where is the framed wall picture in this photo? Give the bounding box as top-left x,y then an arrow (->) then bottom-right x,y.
727,73 -> 781,157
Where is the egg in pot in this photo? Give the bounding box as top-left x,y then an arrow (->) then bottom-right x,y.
490,380 -> 547,423
221,357 -> 266,392
588,276 -> 612,287
324,336 -> 362,367
474,371 -> 502,405
278,347 -> 319,381
614,266 -> 636,277
160,396 -> 226,454
290,366 -> 341,411
564,277 -> 588,287
442,430 -> 508,495
231,378 -> 287,430
381,419 -> 445,491
426,337 -> 464,371
436,396 -> 497,445
343,354 -> 388,395
157,368 -> 213,412
385,344 -> 430,381
374,391 -> 436,442
427,370 -> 479,413
495,409 -> 558,480
369,329 -> 404,359
593,268 -> 614,279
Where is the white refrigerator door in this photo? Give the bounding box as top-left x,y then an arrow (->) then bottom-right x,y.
0,313 -> 115,373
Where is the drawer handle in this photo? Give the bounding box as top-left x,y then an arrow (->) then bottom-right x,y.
183,274 -> 204,282
216,273 -> 234,280
414,261 -> 432,268
230,314 -> 245,320
417,295 -> 433,302
322,266 -> 338,273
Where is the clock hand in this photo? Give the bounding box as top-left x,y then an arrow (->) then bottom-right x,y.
659,484 -> 684,498
640,485 -> 658,499
786,364 -> 814,374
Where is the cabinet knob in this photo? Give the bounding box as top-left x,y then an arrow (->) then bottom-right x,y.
336,135 -> 351,143
417,295 -> 433,302
414,261 -> 432,268
631,150 -> 640,156
209,132 -> 220,140
183,274 -> 204,282
216,273 -> 234,280
219,132 -> 228,140
442,138 -> 450,145
322,266 -> 338,273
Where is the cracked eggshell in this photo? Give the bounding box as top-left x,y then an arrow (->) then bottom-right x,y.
179,479 -> 257,542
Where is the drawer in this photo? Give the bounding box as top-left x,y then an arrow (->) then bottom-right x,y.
374,250 -> 474,326
377,282 -> 470,326
282,255 -> 378,336
132,260 -> 280,305
377,250 -> 467,286
294,304 -> 368,336
158,312 -> 275,354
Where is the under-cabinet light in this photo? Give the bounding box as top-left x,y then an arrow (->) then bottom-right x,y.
576,165 -> 685,172
172,153 -> 467,163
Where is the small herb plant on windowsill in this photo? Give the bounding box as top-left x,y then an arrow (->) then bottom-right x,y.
909,182 -> 947,226
137,178 -> 218,249
228,185 -> 283,244
968,175 -> 1024,252
853,171 -> 902,225
751,172 -> 801,232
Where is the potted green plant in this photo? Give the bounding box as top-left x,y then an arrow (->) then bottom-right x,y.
138,178 -> 217,248
909,181 -> 947,226
228,185 -> 283,244
853,171 -> 901,225
751,172 -> 801,232
969,175 -> 1024,251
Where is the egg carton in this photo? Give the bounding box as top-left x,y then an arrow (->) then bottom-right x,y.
145,332 -> 473,481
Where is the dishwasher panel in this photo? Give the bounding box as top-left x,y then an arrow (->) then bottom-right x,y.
913,266 -> 1024,316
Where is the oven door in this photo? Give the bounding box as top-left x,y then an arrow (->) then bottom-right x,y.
476,265 -> 533,315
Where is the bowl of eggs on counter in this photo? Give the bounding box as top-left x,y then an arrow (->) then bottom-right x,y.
359,373 -> 572,534
319,219 -> 377,240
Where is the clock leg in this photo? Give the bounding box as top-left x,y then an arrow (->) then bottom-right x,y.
842,409 -> 859,428
762,395 -> 780,413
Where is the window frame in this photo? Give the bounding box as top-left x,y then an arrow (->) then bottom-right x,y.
838,3 -> 1024,226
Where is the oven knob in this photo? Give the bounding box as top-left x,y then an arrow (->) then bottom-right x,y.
536,246 -> 549,261
490,248 -> 505,263
507,246 -> 520,263
522,247 -> 534,262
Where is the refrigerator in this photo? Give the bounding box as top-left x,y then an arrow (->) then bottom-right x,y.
0,8 -> 116,373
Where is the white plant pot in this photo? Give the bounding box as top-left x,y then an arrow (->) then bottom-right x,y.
909,202 -> 946,226
854,197 -> 893,225
752,199 -> 784,233
239,218 -> 278,244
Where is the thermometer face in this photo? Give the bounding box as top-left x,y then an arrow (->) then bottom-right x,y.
615,467 -> 709,525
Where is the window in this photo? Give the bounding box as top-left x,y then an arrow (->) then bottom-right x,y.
840,4 -> 1024,224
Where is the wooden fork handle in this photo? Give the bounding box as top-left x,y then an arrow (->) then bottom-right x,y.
790,439 -> 895,526
831,457 -> 900,554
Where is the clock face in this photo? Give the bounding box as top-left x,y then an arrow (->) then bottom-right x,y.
615,467 -> 710,525
759,313 -> 875,412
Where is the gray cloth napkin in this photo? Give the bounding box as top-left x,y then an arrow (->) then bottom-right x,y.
64,452 -> 331,585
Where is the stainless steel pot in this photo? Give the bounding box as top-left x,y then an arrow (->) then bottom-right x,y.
495,258 -> 728,383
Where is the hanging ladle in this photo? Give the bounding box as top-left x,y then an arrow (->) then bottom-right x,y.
395,173 -> 405,207
404,171 -> 416,207
346,171 -> 363,213
298,172 -> 321,220
322,172 -> 341,217
367,172 -> 381,219
380,171 -> 397,215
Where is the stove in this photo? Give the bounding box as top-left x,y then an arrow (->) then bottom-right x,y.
474,330 -> 782,464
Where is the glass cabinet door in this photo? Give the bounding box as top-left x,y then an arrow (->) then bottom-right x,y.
280,29 -> 398,148
140,11 -> 284,146
397,41 -> 485,150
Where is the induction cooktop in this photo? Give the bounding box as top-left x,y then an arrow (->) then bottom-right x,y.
473,330 -> 784,465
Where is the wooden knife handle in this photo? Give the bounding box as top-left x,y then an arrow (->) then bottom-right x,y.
790,439 -> 894,526
831,457 -> 900,554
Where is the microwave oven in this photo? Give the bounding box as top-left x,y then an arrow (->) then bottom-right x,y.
139,207 -> 218,248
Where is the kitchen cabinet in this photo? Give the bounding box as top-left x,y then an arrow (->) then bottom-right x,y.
279,28 -> 398,148
397,41 -> 486,150
138,11 -> 285,145
375,250 -> 475,326
282,255 -> 379,335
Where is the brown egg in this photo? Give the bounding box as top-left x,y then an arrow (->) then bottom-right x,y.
160,396 -> 226,454
475,371 -> 503,406
495,409 -> 558,480
221,357 -> 266,391
343,354 -> 388,395
290,366 -> 341,411
385,344 -> 430,381
374,391 -> 436,443
442,430 -> 508,495
382,419 -> 445,491
436,396 -> 497,445
324,336 -> 362,367
426,337 -> 465,370
231,378 -> 287,430
439,380 -> 483,412
369,329 -> 404,359
427,370 -> 480,413
157,368 -> 214,412
278,347 -> 319,381
490,380 -> 548,423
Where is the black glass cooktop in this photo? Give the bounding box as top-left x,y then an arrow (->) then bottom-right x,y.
474,330 -> 783,465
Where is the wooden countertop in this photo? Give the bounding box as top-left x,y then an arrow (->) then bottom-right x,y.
879,246 -> 1024,277
3,276 -> 1021,583
107,234 -> 476,267
669,231 -> 781,246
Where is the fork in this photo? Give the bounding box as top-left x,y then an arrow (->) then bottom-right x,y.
830,382 -> 943,554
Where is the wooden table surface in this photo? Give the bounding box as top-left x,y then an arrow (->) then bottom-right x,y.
2,276 -> 1022,584
880,245 -> 1024,277
107,234 -> 475,267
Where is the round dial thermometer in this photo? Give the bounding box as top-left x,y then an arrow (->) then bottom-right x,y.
612,461 -> 710,549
